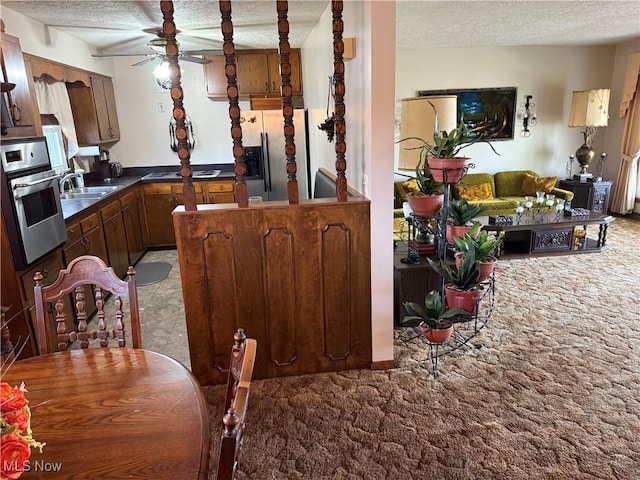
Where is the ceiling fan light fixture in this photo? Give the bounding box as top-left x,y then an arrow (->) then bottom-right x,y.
153,60 -> 171,86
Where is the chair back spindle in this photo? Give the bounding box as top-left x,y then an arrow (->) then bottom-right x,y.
33,255 -> 142,355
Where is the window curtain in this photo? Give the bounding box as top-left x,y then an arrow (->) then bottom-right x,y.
611,52 -> 640,215
34,77 -> 79,159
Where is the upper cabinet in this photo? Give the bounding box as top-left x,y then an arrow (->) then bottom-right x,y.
204,49 -> 302,98
0,32 -> 40,137
67,75 -> 120,146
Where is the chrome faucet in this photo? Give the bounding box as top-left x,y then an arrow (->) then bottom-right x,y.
59,172 -> 80,193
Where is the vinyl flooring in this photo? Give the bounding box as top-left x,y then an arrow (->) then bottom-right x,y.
134,249 -> 190,369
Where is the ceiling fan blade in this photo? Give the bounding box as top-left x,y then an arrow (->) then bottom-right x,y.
131,56 -> 159,67
92,53 -> 154,58
179,55 -> 213,65
182,49 -> 223,56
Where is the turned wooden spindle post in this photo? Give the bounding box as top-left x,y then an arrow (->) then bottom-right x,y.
219,0 -> 249,208
276,0 -> 299,204
160,0 -> 197,211
332,0 -> 347,202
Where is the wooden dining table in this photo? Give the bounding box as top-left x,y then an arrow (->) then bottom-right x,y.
2,348 -> 210,479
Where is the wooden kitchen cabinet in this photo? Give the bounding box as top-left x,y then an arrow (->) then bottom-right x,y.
67,74 -> 120,145
0,32 -> 39,137
1,213 -> 37,359
143,183 -> 204,247
206,180 -> 235,204
204,49 -> 302,98
236,51 -> 271,95
267,49 -> 302,95
18,248 -> 73,353
62,212 -> 107,321
203,55 -> 229,97
100,200 -> 129,279
120,190 -> 147,266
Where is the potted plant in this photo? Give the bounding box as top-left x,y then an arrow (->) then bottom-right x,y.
396,133 -> 445,218
453,222 -> 505,282
402,290 -> 467,343
420,102 -> 500,184
446,199 -> 486,244
427,249 -> 484,316
405,156 -> 445,217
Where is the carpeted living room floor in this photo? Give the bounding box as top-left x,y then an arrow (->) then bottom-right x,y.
138,217 -> 639,479
200,217 -> 640,480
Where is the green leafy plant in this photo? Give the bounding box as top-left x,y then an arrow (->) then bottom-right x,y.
426,116 -> 500,159
427,248 -> 480,291
448,199 -> 486,226
402,290 -> 467,329
414,157 -> 444,195
396,138 -> 444,196
399,102 -> 500,160
453,223 -> 505,262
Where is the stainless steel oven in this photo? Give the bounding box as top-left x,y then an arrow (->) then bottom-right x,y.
1,137 -> 66,270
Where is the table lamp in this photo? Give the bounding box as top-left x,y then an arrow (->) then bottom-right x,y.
568,88 -> 610,175
398,95 -> 457,171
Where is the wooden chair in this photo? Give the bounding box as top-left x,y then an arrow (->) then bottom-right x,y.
1,305 -> 15,367
33,255 -> 142,355
215,328 -> 257,480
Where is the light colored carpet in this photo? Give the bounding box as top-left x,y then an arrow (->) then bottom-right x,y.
204,217 -> 640,480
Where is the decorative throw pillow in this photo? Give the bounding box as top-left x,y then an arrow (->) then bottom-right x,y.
402,178 -> 420,195
520,173 -> 558,195
453,182 -> 494,201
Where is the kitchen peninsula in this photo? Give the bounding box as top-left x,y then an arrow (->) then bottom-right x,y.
1,170 -> 237,358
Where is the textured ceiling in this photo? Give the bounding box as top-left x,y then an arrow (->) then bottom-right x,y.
1,0 -> 639,55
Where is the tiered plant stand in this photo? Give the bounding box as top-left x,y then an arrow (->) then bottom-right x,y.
399,163 -> 496,378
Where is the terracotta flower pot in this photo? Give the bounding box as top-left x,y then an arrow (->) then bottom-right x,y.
427,157 -> 469,184
420,323 -> 453,344
445,284 -> 484,316
446,224 -> 479,245
407,192 -> 444,218
454,253 -> 497,283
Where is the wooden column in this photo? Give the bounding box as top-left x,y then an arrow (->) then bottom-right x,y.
276,0 -> 299,204
219,0 -> 248,208
332,0 -> 348,202
160,0 -> 196,211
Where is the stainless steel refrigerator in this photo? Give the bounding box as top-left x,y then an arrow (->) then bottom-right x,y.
242,109 -> 310,201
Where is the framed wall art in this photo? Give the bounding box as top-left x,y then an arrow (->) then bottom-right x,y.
417,87 -> 517,140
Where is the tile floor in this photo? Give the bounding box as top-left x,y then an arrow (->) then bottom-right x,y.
134,249 -> 191,369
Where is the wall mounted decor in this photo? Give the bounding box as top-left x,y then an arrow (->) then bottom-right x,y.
417,87 -> 517,141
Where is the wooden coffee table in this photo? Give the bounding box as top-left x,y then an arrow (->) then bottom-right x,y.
477,212 -> 614,258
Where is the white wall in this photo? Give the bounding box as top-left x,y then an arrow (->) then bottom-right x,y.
395,46 -> 616,179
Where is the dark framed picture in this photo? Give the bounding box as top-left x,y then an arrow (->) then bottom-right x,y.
417,87 -> 517,141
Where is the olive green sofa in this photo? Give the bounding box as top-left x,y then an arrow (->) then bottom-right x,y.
393,170 -> 574,240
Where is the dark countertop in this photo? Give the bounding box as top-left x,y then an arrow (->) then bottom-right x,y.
61,171 -> 236,221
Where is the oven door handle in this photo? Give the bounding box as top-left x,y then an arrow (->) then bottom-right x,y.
12,173 -> 63,190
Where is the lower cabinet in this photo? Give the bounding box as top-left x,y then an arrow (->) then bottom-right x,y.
120,190 -> 147,266
143,183 -> 205,247
62,211 -> 108,320
100,199 -> 130,279
206,180 -> 235,204
18,249 -> 72,353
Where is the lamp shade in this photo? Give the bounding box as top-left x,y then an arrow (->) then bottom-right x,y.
568,89 -> 610,127
398,95 -> 457,170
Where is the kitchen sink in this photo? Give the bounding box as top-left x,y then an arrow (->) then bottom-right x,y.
74,186 -> 120,193
60,192 -> 108,200
59,185 -> 120,200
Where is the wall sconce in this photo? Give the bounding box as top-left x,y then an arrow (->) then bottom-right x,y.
522,95 -> 537,137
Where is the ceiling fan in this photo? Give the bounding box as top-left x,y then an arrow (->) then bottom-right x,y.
91,27 -> 220,66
